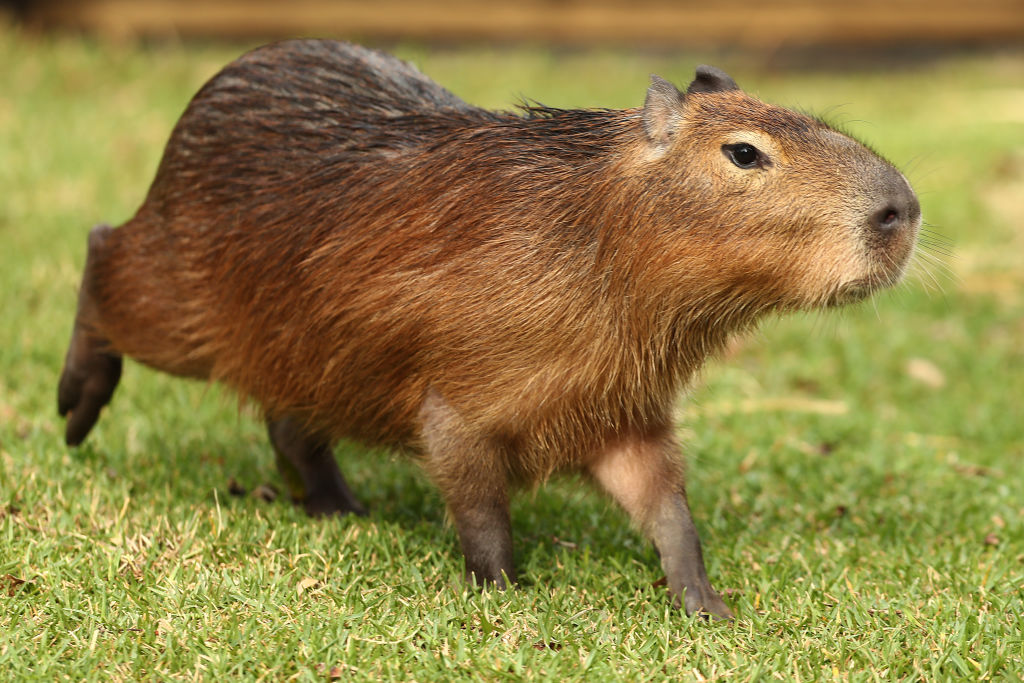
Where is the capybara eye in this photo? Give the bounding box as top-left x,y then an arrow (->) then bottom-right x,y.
722,143 -> 761,169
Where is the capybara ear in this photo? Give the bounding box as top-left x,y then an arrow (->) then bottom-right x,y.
686,65 -> 740,95
643,75 -> 685,148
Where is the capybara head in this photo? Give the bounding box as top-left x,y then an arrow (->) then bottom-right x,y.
637,66 -> 920,312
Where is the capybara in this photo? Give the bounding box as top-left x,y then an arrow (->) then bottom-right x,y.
58,40 -> 920,619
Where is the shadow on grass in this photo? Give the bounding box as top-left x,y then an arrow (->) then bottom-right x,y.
116,422 -> 663,589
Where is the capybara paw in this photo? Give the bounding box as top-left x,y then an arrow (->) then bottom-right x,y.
464,567 -> 515,591
302,492 -> 367,518
681,586 -> 734,621
58,352 -> 122,446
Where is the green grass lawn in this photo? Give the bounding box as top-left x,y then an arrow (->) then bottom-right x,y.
1,26 -> 1022,681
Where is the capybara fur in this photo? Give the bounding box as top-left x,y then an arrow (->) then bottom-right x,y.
58,40 -> 920,619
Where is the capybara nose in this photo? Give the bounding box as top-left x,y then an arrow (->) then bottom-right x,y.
870,176 -> 920,234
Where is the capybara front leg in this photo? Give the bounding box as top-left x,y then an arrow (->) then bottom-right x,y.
451,495 -> 515,589
57,224 -> 123,446
589,432 -> 732,620
267,416 -> 366,517
418,389 -> 514,588
648,491 -> 732,619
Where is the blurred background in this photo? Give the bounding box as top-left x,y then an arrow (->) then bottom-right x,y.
4,0 -> 1022,63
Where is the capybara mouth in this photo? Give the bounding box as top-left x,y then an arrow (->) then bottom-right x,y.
828,281 -> 873,306
827,271 -> 899,306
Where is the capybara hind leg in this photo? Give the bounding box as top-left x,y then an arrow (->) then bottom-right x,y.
589,433 -> 732,620
57,224 -> 123,446
418,389 -> 515,588
58,334 -> 122,446
267,416 -> 366,517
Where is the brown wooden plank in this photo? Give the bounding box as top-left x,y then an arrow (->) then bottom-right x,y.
26,0 -> 1024,45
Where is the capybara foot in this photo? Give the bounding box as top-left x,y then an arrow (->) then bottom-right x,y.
302,490 -> 367,518
58,338 -> 122,446
680,585 -> 734,621
267,416 -> 366,517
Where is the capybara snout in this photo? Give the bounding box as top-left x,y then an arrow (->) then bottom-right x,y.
58,40 -> 919,620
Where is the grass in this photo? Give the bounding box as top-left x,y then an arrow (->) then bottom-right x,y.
1,25 -> 1023,681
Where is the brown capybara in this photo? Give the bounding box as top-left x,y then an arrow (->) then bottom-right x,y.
57,40 -> 920,619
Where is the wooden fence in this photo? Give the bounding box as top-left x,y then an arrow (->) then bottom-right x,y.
17,0 -> 1024,47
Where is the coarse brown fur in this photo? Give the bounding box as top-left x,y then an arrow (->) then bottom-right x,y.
58,40 -> 921,619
